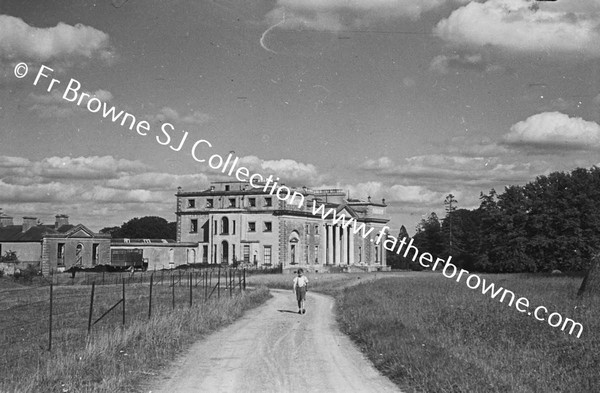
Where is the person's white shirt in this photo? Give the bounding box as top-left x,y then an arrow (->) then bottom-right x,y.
293,275 -> 308,289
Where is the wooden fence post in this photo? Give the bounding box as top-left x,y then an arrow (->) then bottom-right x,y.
148,273 -> 153,319
189,272 -> 193,307
48,283 -> 53,351
87,282 -> 96,334
122,279 -> 126,326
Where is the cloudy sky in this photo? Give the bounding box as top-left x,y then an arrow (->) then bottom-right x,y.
0,0 -> 599,233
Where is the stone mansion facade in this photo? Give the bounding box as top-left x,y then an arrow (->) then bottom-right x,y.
176,181 -> 390,271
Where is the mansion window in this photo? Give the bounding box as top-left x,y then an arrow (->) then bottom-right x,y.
314,245 -> 319,263
206,199 -> 213,208
263,222 -> 272,232
221,217 -> 229,234
57,243 -> 65,266
263,246 -> 272,265
229,198 -> 236,207
187,199 -> 195,208
249,198 -> 256,207
248,222 -> 256,232
190,219 -> 198,233
315,225 -> 319,235
264,197 -> 272,207
243,245 -> 250,262
92,243 -> 99,265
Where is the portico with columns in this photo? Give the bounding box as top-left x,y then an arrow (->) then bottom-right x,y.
177,181 -> 390,272
277,203 -> 388,272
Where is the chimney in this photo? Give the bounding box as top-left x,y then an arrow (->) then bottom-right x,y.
0,212 -> 13,227
55,214 -> 69,229
22,217 -> 37,233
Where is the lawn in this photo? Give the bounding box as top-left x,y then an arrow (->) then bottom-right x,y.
0,272 -> 270,393
335,273 -> 600,393
246,270 -> 414,294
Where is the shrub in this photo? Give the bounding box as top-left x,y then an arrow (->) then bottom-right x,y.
13,264 -> 41,282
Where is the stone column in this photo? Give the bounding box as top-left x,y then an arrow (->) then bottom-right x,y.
320,223 -> 327,264
349,231 -> 355,265
208,219 -> 213,264
341,227 -> 348,264
334,225 -> 341,265
327,225 -> 333,265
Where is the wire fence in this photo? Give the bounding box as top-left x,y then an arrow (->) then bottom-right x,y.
0,267 -> 246,373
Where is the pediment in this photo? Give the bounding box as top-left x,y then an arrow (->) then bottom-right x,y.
69,229 -> 92,238
335,205 -> 358,219
64,224 -> 95,238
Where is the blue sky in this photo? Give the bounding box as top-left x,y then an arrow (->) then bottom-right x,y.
1,0 -> 599,233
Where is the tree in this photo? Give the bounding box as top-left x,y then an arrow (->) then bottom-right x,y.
101,217 -> 176,239
442,209 -> 481,270
120,216 -> 176,239
386,225 -> 413,270
414,212 -> 445,259
100,226 -> 123,238
443,194 -> 458,255
578,252 -> 600,297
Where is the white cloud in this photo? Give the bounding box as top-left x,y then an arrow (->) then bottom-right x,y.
430,52 -> 504,74
0,14 -> 114,65
361,154 -> 546,186
148,107 -> 210,126
0,180 -> 168,204
0,156 -> 31,168
0,155 -> 183,229
0,155 -> 148,181
28,89 -> 114,118
504,112 -> 600,151
37,156 -> 148,179
239,155 -> 324,186
434,0 -> 600,57
266,0 -> 463,32
390,184 -> 458,205
316,180 -> 463,208
106,172 -> 210,191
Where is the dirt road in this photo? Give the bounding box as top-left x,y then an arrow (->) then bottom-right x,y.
150,289 -> 401,393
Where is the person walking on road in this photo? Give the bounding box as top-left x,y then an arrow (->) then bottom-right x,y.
293,268 -> 309,314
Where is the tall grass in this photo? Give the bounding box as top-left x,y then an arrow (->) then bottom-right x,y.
336,274 -> 600,393
1,286 -> 270,393
247,271 -> 405,294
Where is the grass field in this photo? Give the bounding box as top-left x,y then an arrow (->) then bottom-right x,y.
0,273 -> 270,393
336,273 -> 600,393
246,271 -> 411,294
4,270 -> 597,392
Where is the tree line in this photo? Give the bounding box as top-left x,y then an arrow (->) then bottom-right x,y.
100,216 -> 177,240
388,167 -> 600,273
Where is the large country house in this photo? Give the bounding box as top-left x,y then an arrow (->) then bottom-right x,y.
176,181 -> 390,272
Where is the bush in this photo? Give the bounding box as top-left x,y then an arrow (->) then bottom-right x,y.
13,264 -> 41,282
